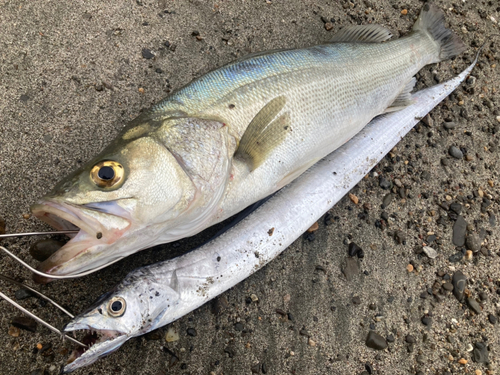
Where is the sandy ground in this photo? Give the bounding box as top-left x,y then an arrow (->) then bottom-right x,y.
0,0 -> 499,374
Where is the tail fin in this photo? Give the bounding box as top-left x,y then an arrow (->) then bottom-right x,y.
413,4 -> 466,61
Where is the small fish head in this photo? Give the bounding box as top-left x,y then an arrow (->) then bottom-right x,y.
62,269 -> 180,372
31,125 -> 197,279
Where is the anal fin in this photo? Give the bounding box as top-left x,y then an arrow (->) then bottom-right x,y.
330,25 -> 392,43
383,77 -> 416,114
235,96 -> 290,172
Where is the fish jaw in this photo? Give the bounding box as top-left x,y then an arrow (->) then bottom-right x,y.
61,320 -> 128,373
30,200 -> 132,279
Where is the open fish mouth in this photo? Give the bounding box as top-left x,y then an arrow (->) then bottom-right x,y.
62,327 -> 128,373
30,200 -> 132,278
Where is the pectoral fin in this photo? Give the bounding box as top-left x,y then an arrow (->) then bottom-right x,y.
235,96 -> 290,171
383,77 -> 416,113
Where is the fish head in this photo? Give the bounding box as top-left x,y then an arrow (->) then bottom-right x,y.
31,118 -> 198,279
61,269 -> 180,373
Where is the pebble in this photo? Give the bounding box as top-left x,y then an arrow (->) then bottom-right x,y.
29,239 -> 64,262
465,250 -> 473,260
186,328 -> 197,337
324,22 -> 334,31
382,193 -> 394,208
449,146 -> 463,159
348,242 -> 362,257
488,314 -> 497,325
308,338 -> 316,347
406,264 -> 414,272
307,222 -> 319,232
365,331 -> 387,350
443,282 -> 454,291
12,317 -> 36,332
443,121 -> 456,130
452,271 -> 467,301
466,234 -> 481,251
165,327 -> 179,342
422,246 -> 438,259
0,216 -> 5,234
450,203 -> 462,215
473,342 -> 489,363
141,48 -> 155,59
14,288 -> 33,300
349,193 -> 359,204
466,297 -> 482,314
452,216 -> 467,246
458,358 -> 468,365
342,257 -> 359,281
379,176 -> 391,190
250,294 -> 259,302
8,326 -> 20,337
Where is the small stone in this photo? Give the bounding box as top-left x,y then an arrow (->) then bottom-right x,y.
0,216 -> 5,234
476,370 -> 482,375
348,242 -> 362,257
307,222 -> 319,232
442,282 -> 454,291
458,358 -> 468,365
488,314 -> 497,325
138,87 -> 145,94
165,327 -> 179,342
379,177 -> 391,190
308,338 -> 316,347
234,322 -> 244,332
449,146 -> 463,159
466,234 -> 481,251
401,9 -> 408,15
145,330 -> 162,340
349,193 -> 359,204
251,364 -> 261,374
12,317 -> 37,332
366,331 -> 387,350
382,193 -> 394,208
473,342 -> 489,363
465,250 -> 473,260
283,293 -> 290,303
450,203 -> 462,215
406,264 -> 414,272
422,246 -> 438,259
14,288 -> 33,300
352,296 -> 361,305
324,22 -> 334,31
466,297 -> 482,314
186,328 -> 197,337
452,216 -> 467,246
8,326 -> 20,337
443,121 -> 456,130
452,271 -> 467,301
342,257 -> 359,281
141,48 -> 155,59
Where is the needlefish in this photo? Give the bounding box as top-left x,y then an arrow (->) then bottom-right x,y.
51,49 -> 479,373
27,5 -> 465,279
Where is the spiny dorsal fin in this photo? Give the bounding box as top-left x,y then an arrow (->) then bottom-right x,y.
330,24 -> 392,43
383,77 -> 416,113
235,96 -> 290,171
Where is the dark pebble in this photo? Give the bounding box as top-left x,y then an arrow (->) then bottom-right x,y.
394,230 -> 406,244
452,216 -> 467,246
379,177 -> 391,190
421,316 -> 431,326
12,317 -> 37,332
448,252 -> 463,263
251,363 -> 261,373
443,121 -> 456,130
405,335 -> 416,343
234,322 -> 244,331
382,193 -> 394,208
186,328 -> 197,337
262,363 -> 268,374
442,282 -> 453,291
365,331 -> 387,350
488,314 -> 497,325
15,288 -> 33,300
466,234 -> 481,251
365,362 -> 373,374
466,297 -> 482,314
449,145 -> 463,159
452,271 -> 467,301
352,296 -> 361,305
449,202 -> 462,215
29,239 -> 64,262
0,216 -> 5,234
473,342 -> 489,363
145,330 -> 162,340
386,334 -> 395,342
348,242 -> 362,257
141,48 -> 155,59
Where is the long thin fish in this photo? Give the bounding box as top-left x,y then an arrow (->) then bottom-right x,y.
59,55 -> 478,373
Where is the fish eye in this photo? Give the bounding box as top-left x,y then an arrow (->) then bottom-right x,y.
107,296 -> 126,317
90,161 -> 125,189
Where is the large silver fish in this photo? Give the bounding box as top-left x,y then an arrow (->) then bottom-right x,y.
59,49 -> 478,374
31,4 -> 465,278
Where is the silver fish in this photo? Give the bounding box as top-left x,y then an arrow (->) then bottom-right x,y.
30,5 -> 465,279
59,53 -> 478,373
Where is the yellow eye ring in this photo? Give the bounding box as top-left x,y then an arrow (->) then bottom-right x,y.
107,296 -> 126,317
90,161 -> 125,189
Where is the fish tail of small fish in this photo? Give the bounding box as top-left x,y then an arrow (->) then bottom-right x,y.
413,4 -> 467,63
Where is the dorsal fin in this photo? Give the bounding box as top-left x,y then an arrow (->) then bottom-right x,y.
330,24 -> 392,43
235,96 -> 290,172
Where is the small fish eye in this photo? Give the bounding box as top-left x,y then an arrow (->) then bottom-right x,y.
107,296 -> 126,317
90,161 -> 125,189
